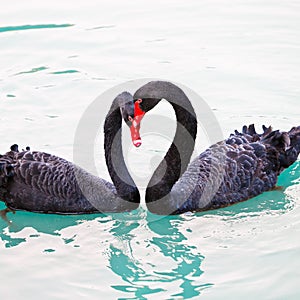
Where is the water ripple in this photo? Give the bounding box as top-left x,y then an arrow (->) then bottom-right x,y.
0,24 -> 74,33
50,70 -> 80,75
14,66 -> 48,75
86,25 -> 115,31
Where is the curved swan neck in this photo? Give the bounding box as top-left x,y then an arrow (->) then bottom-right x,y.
104,99 -> 139,203
134,81 -> 197,210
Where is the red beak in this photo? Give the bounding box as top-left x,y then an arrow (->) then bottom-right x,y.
130,99 -> 145,147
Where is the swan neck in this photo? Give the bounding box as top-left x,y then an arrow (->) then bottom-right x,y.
143,82 -> 197,211
104,101 -> 139,203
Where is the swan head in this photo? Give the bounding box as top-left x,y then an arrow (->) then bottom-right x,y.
117,92 -> 146,147
128,99 -> 145,147
130,96 -> 161,148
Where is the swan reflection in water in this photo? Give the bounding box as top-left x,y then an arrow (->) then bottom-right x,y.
107,212 -> 212,299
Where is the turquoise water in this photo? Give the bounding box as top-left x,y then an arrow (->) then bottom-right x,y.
1,0 -> 300,299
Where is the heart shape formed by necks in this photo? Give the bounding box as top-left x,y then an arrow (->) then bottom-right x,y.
130,99 -> 145,147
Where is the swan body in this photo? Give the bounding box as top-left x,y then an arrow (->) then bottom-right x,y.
0,92 -> 140,214
167,125 -> 300,214
133,81 -> 300,215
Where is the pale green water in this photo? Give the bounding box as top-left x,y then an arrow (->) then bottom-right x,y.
1,0 -> 300,299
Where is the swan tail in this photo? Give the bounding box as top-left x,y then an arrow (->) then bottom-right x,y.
235,124 -> 300,172
287,126 -> 300,153
281,126 -> 300,169
259,125 -> 300,172
233,123 -> 273,142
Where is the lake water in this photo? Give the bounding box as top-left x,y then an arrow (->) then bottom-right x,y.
0,0 -> 300,299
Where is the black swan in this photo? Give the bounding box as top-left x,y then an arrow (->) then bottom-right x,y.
0,92 -> 140,214
131,81 -> 300,215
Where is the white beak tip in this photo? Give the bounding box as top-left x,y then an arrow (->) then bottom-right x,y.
133,139 -> 142,147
